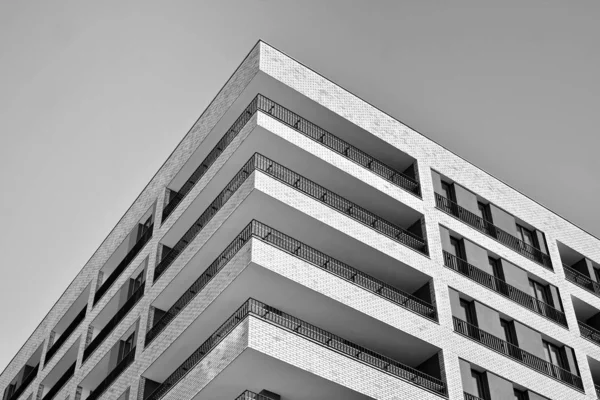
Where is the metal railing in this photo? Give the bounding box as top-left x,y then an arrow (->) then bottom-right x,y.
93,224 -> 153,305
579,320 -> 600,346
41,362 -> 75,400
435,194 -> 552,269
443,251 -> 566,327
145,220 -> 435,346
161,95 -> 420,224
6,364 -> 39,400
234,391 -> 276,400
153,153 -> 427,282
83,282 -> 145,363
453,317 -> 583,390
45,307 -> 87,364
144,299 -> 447,400
463,393 -> 486,400
563,264 -> 600,297
87,347 -> 136,400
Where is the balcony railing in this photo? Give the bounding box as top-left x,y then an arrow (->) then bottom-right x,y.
453,317 -> 583,390
146,220 -> 435,346
45,308 -> 87,364
93,224 -> 153,305
463,393 -> 486,400
564,264 -> 600,297
83,283 -> 145,363
145,299 -> 447,400
443,251 -> 566,327
6,364 -> 39,400
578,320 -> 600,346
234,391 -> 276,400
161,95 -> 420,224
87,347 -> 136,400
41,363 -> 75,400
435,194 -> 552,269
153,153 -> 427,282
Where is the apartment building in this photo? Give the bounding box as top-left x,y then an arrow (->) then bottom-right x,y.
2,40 -> 600,400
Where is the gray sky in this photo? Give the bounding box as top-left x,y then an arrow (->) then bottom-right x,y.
1,0 -> 599,373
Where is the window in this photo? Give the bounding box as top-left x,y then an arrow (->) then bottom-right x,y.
489,257 -> 504,280
477,202 -> 492,222
450,237 -> 465,259
137,216 -> 152,241
543,340 -> 566,377
469,369 -> 488,399
441,181 -> 455,202
516,224 -> 536,248
117,333 -> 135,364
500,319 -> 520,359
460,299 -> 477,326
529,279 -> 552,306
128,271 -> 145,298
513,389 -> 528,400
3,384 -> 16,400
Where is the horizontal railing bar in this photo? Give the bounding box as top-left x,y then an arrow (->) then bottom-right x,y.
93,225 -> 153,305
145,299 -> 447,400
435,193 -> 552,269
563,264 -> 600,298
45,307 -> 87,364
161,94 -> 420,223
86,347 -> 136,400
83,283 -> 145,363
153,153 -> 427,282
453,317 -> 583,390
146,220 -> 435,346
443,251 -> 566,327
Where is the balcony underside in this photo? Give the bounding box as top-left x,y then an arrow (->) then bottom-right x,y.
153,171 -> 430,314
167,72 -> 416,200
194,348 -> 374,400
145,254 -> 439,384
161,115 -> 422,249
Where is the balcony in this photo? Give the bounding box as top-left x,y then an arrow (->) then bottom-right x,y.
45,307 -> 86,364
146,220 -> 435,346
41,363 -> 75,400
94,224 -> 153,305
162,94 -> 420,224
154,153 -> 427,282
435,194 -> 552,269
579,320 -> 600,346
463,393 -> 485,400
5,364 -> 38,400
564,264 -> 600,297
144,299 -> 447,400
443,251 -> 567,327
87,347 -> 136,400
83,283 -> 145,363
453,317 -> 583,390
234,391 -> 275,400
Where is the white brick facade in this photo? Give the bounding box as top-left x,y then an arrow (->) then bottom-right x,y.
2,41 -> 599,400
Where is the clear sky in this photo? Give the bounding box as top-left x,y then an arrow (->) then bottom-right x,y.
1,0 -> 599,374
